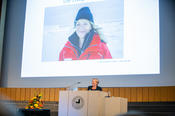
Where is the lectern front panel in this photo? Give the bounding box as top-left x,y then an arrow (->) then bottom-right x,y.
58,91 -> 127,116
59,91 -> 69,116
88,91 -> 107,116
68,91 -> 88,116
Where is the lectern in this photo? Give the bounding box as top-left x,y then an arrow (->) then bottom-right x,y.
104,97 -> 128,116
58,91 -> 127,116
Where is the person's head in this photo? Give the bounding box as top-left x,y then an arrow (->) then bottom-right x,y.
74,7 -> 94,39
92,78 -> 99,87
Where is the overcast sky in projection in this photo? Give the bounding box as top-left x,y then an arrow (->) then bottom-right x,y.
44,0 -> 124,26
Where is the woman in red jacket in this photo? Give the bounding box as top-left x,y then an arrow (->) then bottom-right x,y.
59,7 -> 112,61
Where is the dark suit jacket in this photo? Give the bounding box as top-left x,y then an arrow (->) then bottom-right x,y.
88,86 -> 102,91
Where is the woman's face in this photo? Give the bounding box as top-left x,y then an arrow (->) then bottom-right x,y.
92,79 -> 98,87
75,19 -> 92,39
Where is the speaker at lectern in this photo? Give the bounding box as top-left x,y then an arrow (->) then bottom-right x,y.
58,91 -> 127,116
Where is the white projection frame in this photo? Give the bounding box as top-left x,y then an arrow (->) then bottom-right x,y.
21,0 -> 160,77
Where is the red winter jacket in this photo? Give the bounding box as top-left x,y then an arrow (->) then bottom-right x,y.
59,30 -> 112,61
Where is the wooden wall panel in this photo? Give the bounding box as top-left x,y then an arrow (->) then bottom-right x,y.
113,88 -> 120,97
148,87 -> 155,102
160,87 -> 168,101
49,88 -> 55,101
15,88 -> 21,101
102,88 -> 108,93
20,88 -> 26,101
0,88 -> 6,100
39,88 -> 45,100
142,87 -> 149,102
173,87 -> 175,101
30,88 -> 36,100
54,88 -> 59,101
119,88 -> 125,98
44,88 -> 50,101
136,87 -> 143,102
6,88 -> 11,100
1,88 -> 6,96
130,88 -> 137,102
154,87 -> 161,101
108,88 -> 114,96
0,87 -> 175,102
10,88 -> 16,101
25,88 -> 31,101
125,88 -> 131,101
168,86 -> 175,101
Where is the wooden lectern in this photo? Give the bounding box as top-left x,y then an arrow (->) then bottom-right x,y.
59,91 -> 127,116
104,97 -> 128,116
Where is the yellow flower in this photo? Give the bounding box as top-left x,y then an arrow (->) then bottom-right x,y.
34,104 -> 38,107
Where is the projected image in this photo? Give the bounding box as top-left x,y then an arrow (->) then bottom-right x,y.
21,0 -> 160,77
42,0 -> 124,61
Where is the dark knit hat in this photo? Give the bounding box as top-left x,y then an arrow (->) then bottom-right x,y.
74,7 -> 94,24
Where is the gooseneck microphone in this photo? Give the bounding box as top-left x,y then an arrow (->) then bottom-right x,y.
67,82 -> 81,91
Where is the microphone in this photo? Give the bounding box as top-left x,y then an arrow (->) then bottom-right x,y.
105,91 -> 111,98
67,82 -> 81,91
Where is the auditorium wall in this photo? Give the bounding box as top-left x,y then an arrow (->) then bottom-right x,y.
0,0 -> 175,88
0,87 -> 175,102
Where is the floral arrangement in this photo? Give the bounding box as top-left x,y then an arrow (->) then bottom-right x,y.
25,94 -> 43,109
